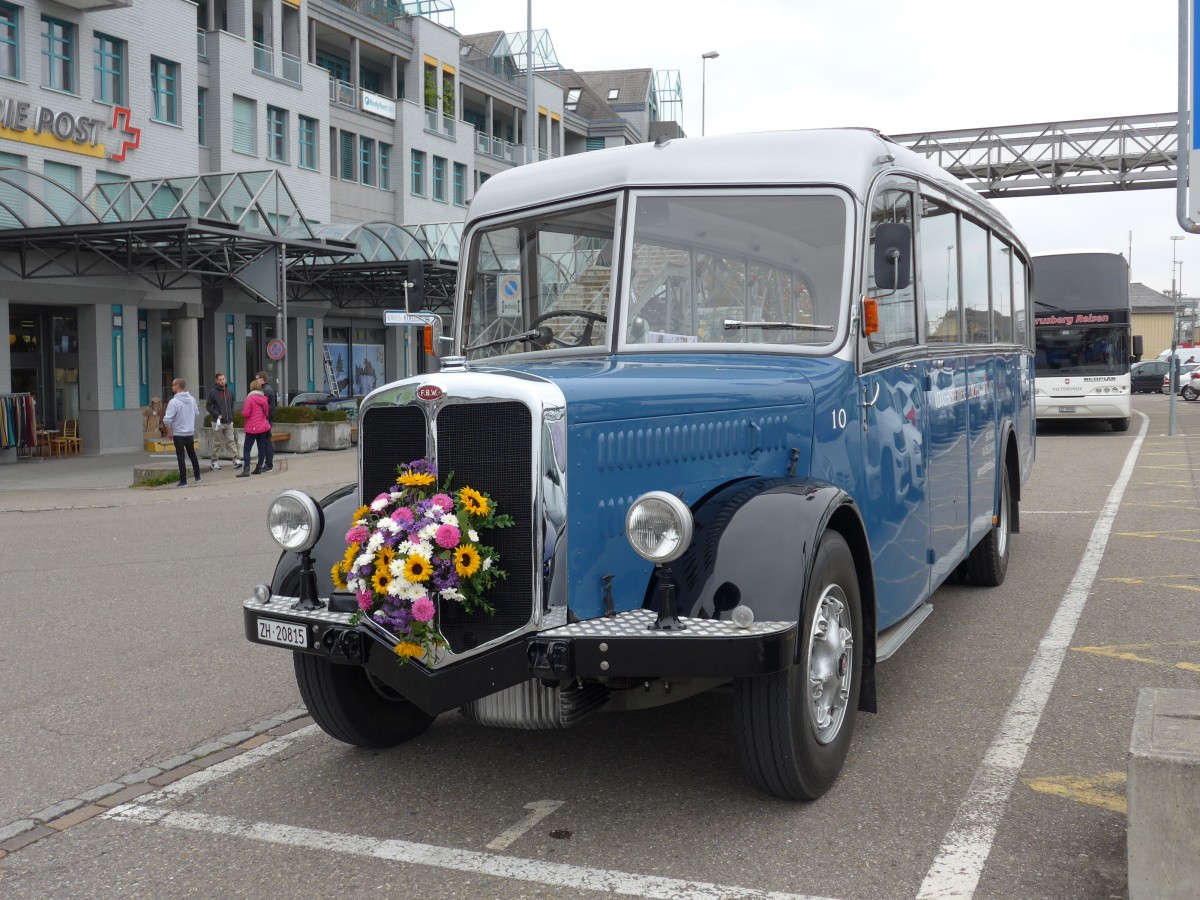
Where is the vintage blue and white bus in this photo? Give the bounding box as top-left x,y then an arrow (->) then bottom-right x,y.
1032,250 -> 1134,431
245,129 -> 1035,800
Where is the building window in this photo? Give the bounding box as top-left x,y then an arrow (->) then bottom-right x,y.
379,143 -> 391,190
411,149 -> 424,196
41,16 -> 74,92
267,106 -> 287,162
432,156 -> 445,201
607,88 -> 619,100
0,4 -> 18,80
328,126 -> 336,177
453,162 -> 466,206
93,33 -> 124,104
151,57 -> 179,124
339,130 -> 355,181
315,49 -> 350,83
360,137 -> 374,186
585,137 -> 605,152
44,160 -> 80,223
197,87 -> 206,146
298,116 -> 317,170
566,87 -> 581,111
232,95 -> 256,155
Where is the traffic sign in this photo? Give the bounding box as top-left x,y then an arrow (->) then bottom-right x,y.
384,309 -> 431,326
266,338 -> 286,360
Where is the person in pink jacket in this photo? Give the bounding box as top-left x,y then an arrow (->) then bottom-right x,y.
237,379 -> 272,477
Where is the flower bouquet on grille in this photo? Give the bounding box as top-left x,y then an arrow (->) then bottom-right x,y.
332,458 -> 513,662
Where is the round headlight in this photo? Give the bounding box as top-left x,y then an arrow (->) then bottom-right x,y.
267,490 -> 324,553
625,491 -> 694,563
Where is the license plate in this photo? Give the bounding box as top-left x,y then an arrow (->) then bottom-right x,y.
1058,406 -> 1076,413
257,617 -> 309,648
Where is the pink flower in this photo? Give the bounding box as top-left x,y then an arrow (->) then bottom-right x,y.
431,493 -> 453,513
356,590 -> 373,612
435,524 -> 461,549
346,525 -> 370,544
411,596 -> 435,622
392,507 -> 415,523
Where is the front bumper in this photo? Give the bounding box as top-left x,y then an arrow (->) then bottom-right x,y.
244,595 -> 797,716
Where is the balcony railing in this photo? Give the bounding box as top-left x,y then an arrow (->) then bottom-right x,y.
197,29 -> 207,59
424,107 -> 438,131
281,51 -> 301,84
253,42 -> 273,76
442,114 -> 455,137
475,133 -> 521,163
330,77 -> 356,108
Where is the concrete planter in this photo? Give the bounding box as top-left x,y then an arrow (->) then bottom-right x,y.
317,421 -> 352,451
273,422 -> 319,454
195,427 -> 246,461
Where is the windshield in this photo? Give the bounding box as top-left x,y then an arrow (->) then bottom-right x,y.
460,191 -> 850,359
461,201 -> 618,360
625,192 -> 848,349
1034,325 -> 1130,377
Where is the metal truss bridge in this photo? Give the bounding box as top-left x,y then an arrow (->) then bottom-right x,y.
889,113 -> 1180,198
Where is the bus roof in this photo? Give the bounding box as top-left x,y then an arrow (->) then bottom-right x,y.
468,128 -> 1013,232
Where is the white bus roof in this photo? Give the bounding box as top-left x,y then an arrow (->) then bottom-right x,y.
468,128 -> 1013,232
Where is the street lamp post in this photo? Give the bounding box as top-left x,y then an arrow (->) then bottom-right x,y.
1169,234 -> 1184,435
701,51 -> 719,136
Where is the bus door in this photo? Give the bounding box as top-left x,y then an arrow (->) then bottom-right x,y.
926,356 -> 969,585
966,354 -> 1000,547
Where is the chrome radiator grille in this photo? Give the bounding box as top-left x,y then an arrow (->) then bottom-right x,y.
360,400 -> 535,654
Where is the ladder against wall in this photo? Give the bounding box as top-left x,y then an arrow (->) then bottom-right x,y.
322,347 -> 338,396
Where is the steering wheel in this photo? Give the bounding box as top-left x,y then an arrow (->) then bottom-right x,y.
529,309 -> 608,348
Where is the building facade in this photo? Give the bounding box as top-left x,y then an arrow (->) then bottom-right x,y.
0,0 -> 683,461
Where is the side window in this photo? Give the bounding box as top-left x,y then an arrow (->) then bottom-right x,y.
960,218 -> 990,343
1013,256 -> 1028,347
991,236 -> 1014,343
919,197 -> 959,343
867,189 -> 917,352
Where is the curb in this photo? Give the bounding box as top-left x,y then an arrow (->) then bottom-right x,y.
0,708 -> 313,858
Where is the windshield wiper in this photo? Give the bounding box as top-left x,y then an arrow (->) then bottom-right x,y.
1034,300 -> 1070,314
465,326 -> 553,353
723,319 -> 834,332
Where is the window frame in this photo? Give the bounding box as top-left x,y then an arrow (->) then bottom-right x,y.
379,143 -> 391,190
339,130 -> 355,182
453,161 -> 466,206
298,115 -> 317,170
410,149 -> 425,196
231,95 -> 256,156
0,3 -> 18,81
267,105 -> 287,163
41,15 -> 75,93
197,87 -> 206,146
360,136 -> 374,186
432,155 -> 445,202
151,57 -> 179,125
93,32 -> 124,105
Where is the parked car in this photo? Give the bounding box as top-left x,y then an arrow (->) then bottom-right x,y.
290,391 -> 341,408
1131,359 -> 1170,393
1162,363 -> 1200,399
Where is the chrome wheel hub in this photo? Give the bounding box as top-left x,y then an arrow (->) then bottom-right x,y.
807,585 -> 853,745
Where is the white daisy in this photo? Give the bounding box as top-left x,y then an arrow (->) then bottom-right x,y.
440,513 -> 460,528
440,587 -> 466,603
482,557 -> 493,571
468,529 -> 479,542
370,496 -> 389,512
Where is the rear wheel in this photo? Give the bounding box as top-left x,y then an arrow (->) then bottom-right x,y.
1110,417 -> 1130,432
733,531 -> 862,800
964,460 -> 1011,586
293,652 -> 434,747
1183,385 -> 1199,402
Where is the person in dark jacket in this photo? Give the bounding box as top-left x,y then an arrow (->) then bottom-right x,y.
256,370 -> 276,471
204,372 -> 239,471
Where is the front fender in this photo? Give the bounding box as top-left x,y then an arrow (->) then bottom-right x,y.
271,484 -> 358,597
666,478 -> 866,628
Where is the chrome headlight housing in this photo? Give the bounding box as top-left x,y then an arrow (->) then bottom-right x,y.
267,490 -> 324,553
625,491 -> 694,563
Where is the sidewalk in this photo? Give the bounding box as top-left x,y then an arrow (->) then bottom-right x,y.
0,447 -> 357,510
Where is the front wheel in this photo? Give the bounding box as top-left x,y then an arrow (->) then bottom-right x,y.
1183,385 -> 1199,402
964,460 -> 1011,586
733,531 -> 862,800
1110,417 -> 1130,432
293,652 -> 434,748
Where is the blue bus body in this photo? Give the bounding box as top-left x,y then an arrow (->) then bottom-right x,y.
245,129 -> 1035,800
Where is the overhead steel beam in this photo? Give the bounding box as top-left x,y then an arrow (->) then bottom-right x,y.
889,113 -> 1180,198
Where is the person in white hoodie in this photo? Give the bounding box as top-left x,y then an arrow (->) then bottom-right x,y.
162,377 -> 202,487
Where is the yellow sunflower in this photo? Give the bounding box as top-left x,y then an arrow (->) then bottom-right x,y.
458,487 -> 490,517
454,545 -> 481,578
394,641 -> 425,659
397,471 -> 436,488
352,505 -> 370,525
403,552 -> 432,583
330,561 -> 348,590
376,545 -> 396,569
371,568 -> 393,594
342,544 -> 359,570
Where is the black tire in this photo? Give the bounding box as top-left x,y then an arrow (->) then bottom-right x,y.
733,531 -> 862,800
964,460 -> 1011,587
1110,417 -> 1130,432
293,652 -> 434,748
1183,385 -> 1199,402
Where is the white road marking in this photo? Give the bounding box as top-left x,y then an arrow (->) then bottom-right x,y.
108,804 -> 837,900
486,799 -> 565,850
917,411 -> 1149,899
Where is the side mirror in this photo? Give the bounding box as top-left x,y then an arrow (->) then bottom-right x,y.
405,259 -> 425,311
1132,334 -> 1144,358
874,223 -> 911,291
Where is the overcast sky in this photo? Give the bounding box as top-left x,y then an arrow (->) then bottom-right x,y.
451,0 -> 1195,296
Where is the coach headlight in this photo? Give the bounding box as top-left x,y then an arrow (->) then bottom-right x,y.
268,490 -> 324,553
626,491 -> 693,563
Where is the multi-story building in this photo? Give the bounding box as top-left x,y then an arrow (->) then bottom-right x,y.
0,0 -> 684,460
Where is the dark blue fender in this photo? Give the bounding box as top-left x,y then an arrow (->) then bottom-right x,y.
271,484 -> 358,597
649,476 -> 879,711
